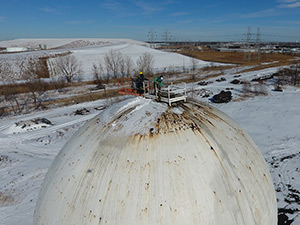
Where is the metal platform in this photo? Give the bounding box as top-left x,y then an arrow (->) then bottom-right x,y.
145,82 -> 187,106
118,79 -> 187,106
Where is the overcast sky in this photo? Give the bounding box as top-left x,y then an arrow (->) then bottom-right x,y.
1,0 -> 300,42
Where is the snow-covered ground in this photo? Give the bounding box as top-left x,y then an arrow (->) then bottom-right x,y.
0,99 -> 113,225
0,38 -> 214,81
0,39 -> 299,224
0,68 -> 299,224
71,42 -> 213,79
218,87 -> 300,224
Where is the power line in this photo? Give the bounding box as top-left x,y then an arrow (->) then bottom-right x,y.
145,27 -> 299,43
256,27 -> 261,61
147,28 -> 157,48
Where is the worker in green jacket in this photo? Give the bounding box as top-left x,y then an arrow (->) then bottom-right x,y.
154,75 -> 163,100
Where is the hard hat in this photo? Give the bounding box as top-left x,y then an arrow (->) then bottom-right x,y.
139,72 -> 143,75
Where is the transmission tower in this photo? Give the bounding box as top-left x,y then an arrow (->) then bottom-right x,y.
244,26 -> 252,61
256,27 -> 261,61
162,29 -> 172,45
147,28 -> 157,48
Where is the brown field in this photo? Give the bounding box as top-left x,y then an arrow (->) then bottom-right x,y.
158,45 -> 299,83
43,88 -> 120,107
178,46 -> 298,67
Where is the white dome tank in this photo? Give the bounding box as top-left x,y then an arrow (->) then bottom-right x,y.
34,98 -> 277,225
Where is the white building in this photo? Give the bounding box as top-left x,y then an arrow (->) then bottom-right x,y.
6,47 -> 27,52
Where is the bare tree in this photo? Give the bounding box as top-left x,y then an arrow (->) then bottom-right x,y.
275,68 -> 290,85
104,50 -> 123,81
20,57 -> 49,80
136,52 -> 154,77
190,57 -> 198,72
1,57 -> 56,114
119,58 -> 126,78
274,65 -> 300,86
27,80 -> 49,109
125,56 -> 133,78
253,82 -> 267,95
54,54 -> 82,82
119,55 -> 133,78
3,88 -> 22,114
0,59 -> 13,82
17,57 -> 50,109
92,62 -> 105,89
290,63 -> 300,86
242,81 -> 252,94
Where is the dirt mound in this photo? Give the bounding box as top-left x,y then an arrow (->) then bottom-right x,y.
54,40 -> 109,49
6,117 -> 53,134
211,90 -> 232,103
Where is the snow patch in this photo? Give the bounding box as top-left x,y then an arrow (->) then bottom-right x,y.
98,97 -> 168,136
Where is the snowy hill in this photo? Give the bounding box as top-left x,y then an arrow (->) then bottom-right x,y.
0,38 -> 214,81
0,38 -> 148,49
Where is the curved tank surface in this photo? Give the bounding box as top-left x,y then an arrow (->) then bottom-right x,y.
34,98 -> 277,225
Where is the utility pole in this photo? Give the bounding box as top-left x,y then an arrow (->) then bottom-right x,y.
147,28 -> 157,48
256,27 -> 261,61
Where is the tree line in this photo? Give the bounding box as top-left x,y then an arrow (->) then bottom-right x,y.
0,50 -> 155,116
274,63 -> 300,87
